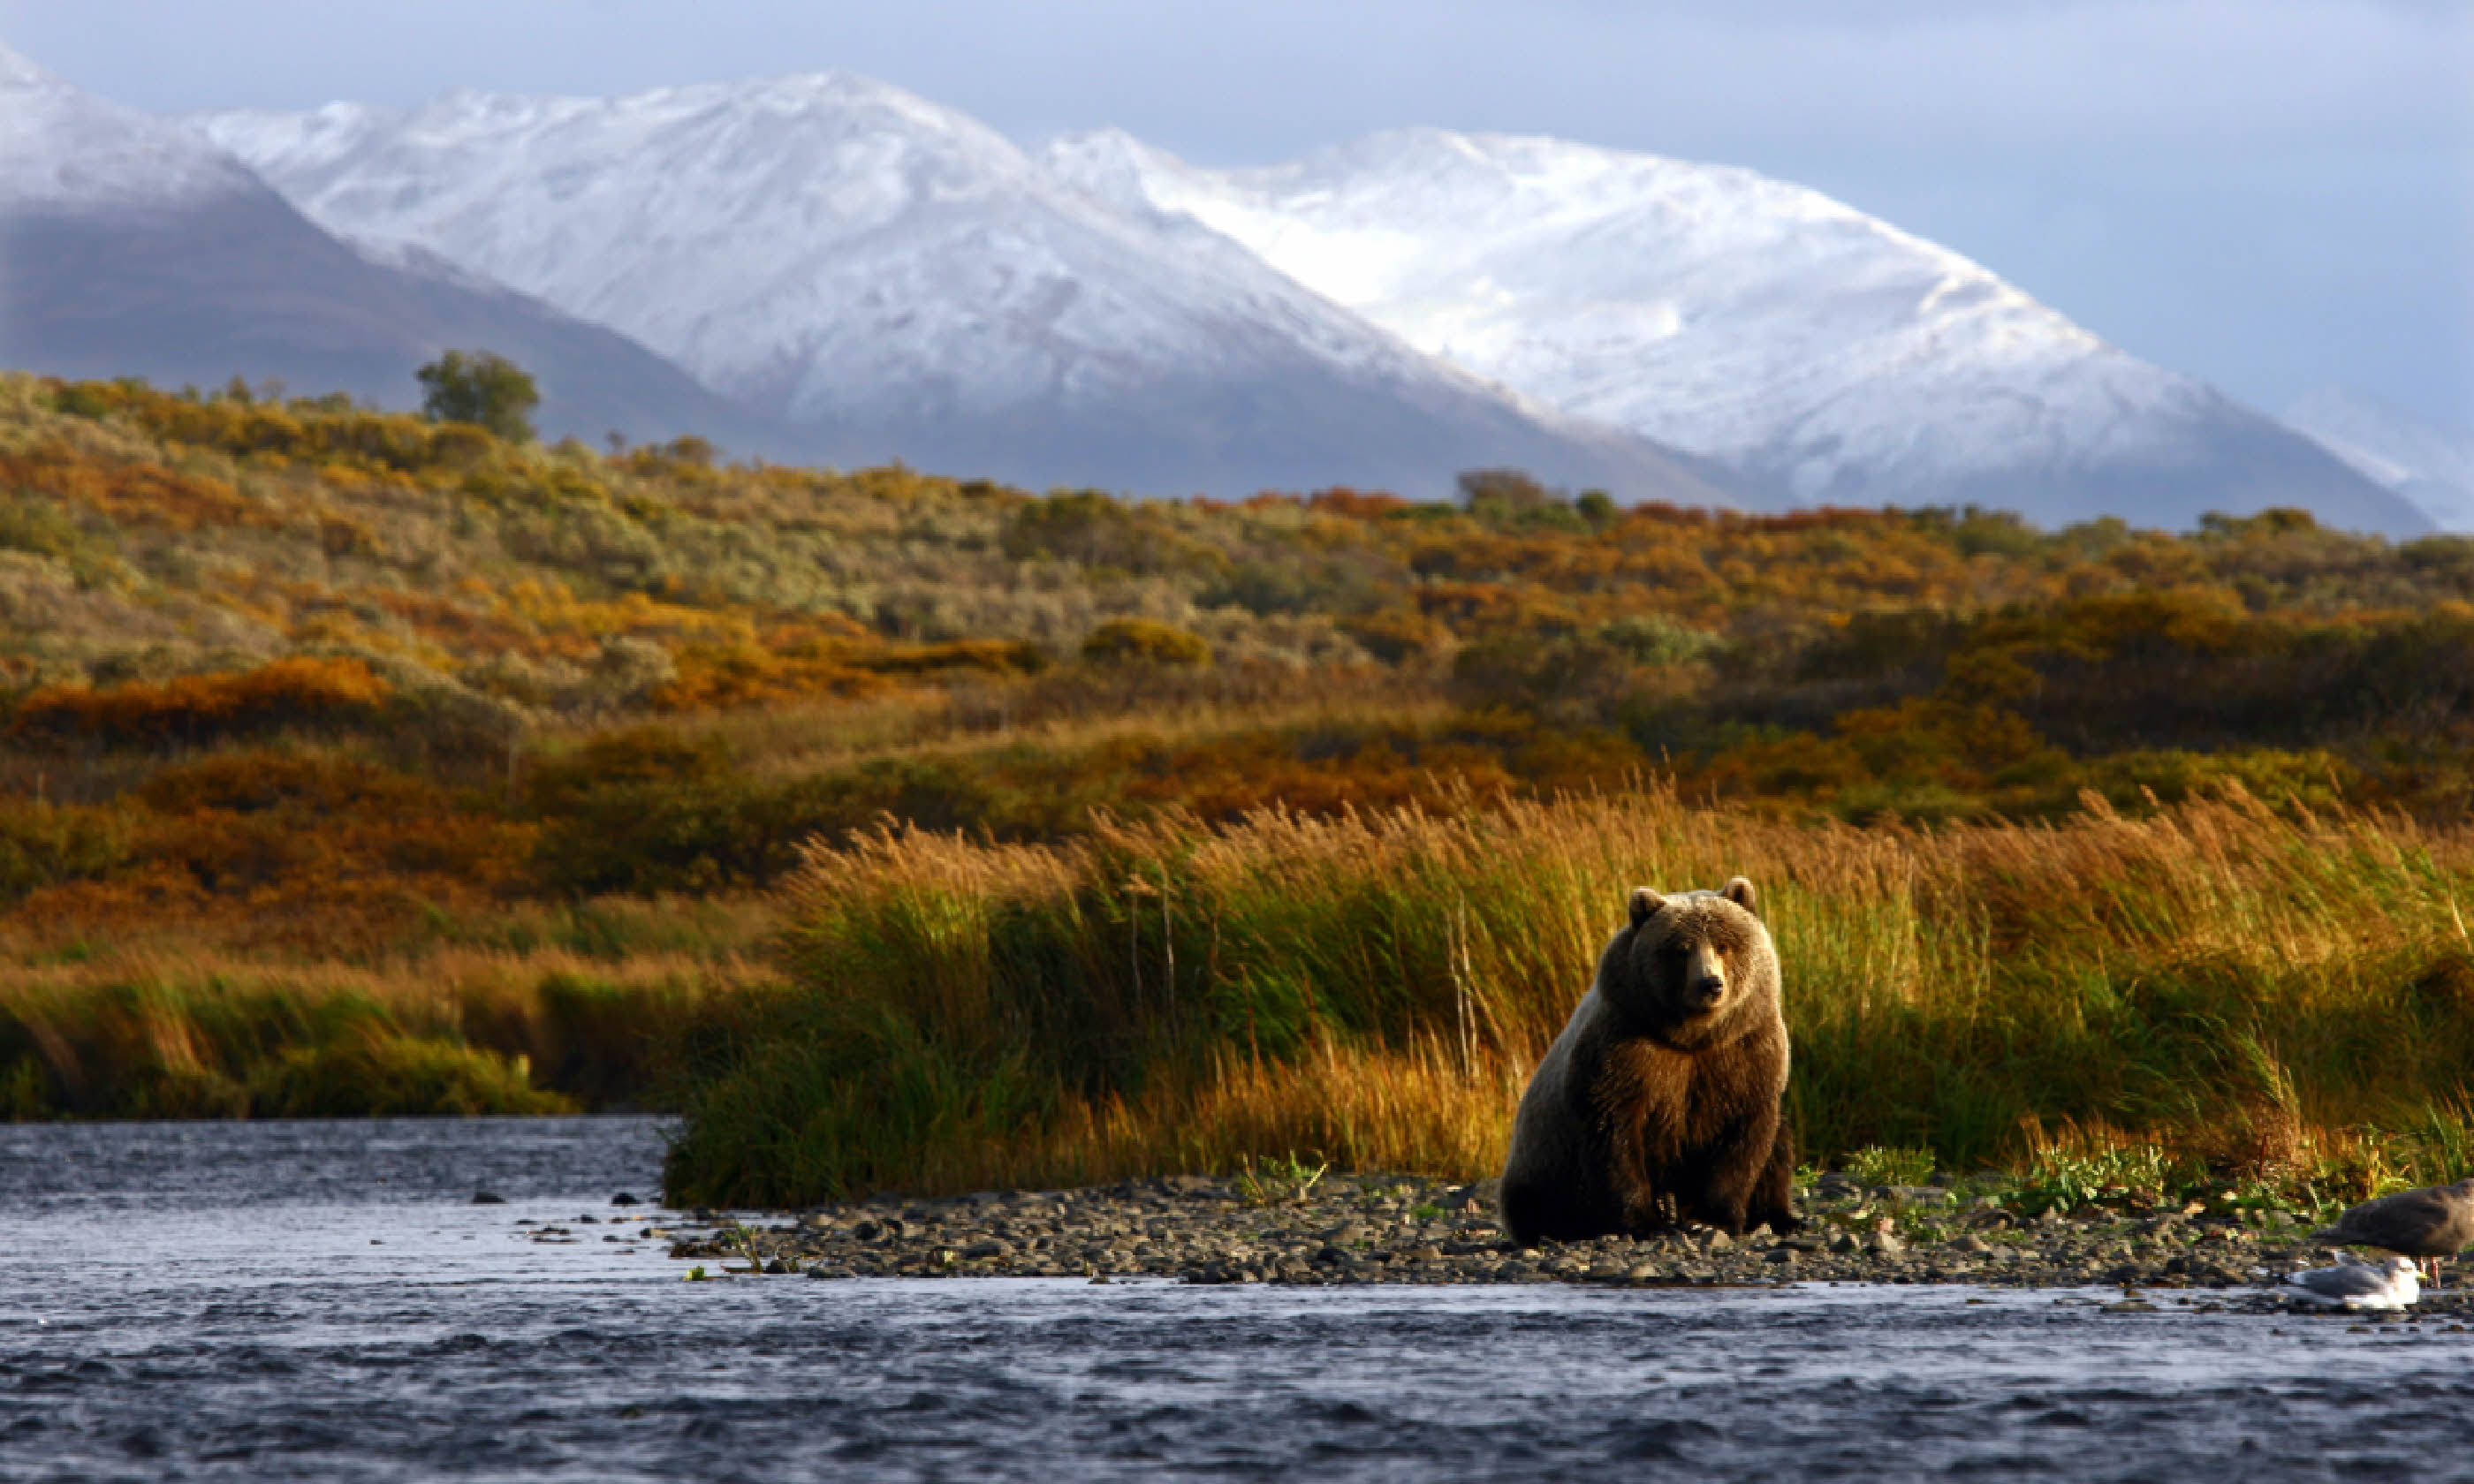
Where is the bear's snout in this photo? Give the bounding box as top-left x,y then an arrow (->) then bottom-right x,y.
1681,941 -> 1728,1009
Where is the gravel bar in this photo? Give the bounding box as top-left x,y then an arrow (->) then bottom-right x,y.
654,1171 -> 2474,1314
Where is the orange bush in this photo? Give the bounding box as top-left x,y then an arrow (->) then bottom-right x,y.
11,658 -> 391,747
0,442 -> 273,532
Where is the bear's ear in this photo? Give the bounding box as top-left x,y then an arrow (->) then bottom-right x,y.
1721,876 -> 1759,917
1628,888 -> 1666,926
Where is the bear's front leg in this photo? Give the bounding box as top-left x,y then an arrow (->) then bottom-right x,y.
1749,1122 -> 1802,1234
1687,1106 -> 1780,1235
1605,1106 -> 1677,1236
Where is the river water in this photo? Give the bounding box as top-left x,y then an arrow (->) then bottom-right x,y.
4,1117 -> 2471,1481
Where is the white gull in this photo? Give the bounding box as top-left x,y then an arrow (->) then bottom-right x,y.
2284,1253 -> 2421,1312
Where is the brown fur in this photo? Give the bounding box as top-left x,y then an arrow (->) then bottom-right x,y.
1498,877 -> 1799,1246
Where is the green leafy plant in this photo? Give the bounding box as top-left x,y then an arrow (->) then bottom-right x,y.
1234,1150 -> 1330,1207
1840,1145 -> 1939,1189
2012,1141 -> 2184,1215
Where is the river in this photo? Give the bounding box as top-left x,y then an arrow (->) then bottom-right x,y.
3,1117 -> 2468,1480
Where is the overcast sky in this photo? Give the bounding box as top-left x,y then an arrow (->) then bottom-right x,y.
8,0 -> 2470,431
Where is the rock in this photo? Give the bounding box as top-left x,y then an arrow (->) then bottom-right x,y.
470,1192 -> 507,1205
1952,1235 -> 1993,1254
1764,1248 -> 1798,1265
1869,1234 -> 1907,1257
611,1192 -> 641,1207
962,1239 -> 1012,1261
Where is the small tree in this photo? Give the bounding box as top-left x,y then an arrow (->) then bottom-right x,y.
416,351 -> 539,442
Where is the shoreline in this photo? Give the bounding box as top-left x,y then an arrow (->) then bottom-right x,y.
656,1171 -> 2474,1314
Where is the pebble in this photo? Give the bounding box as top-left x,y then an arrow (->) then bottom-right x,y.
649,1175 -> 2474,1308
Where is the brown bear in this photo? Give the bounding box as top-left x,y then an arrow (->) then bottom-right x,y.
1498,877 -> 1799,1246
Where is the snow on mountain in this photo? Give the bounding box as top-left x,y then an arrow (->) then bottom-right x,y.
2283,387 -> 2474,533
194,79 -> 1734,503
0,43 -> 782,450
1049,127 -> 2425,535
0,41 -> 258,212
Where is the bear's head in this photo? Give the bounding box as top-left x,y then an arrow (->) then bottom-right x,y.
1599,876 -> 1779,1045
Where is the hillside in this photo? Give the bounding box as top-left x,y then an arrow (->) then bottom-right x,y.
11,374 -> 2474,1189
9,372 -> 2474,919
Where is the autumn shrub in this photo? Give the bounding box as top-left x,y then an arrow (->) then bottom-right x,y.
0,800 -> 133,904
1081,618 -> 1211,668
1002,491 -> 1223,577
11,658 -> 391,749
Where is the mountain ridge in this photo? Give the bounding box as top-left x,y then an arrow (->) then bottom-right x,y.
8,40 -> 2432,530
193,74 -> 1738,504
1047,125 -> 2426,534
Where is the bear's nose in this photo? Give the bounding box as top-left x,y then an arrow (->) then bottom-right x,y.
1689,973 -> 1726,1004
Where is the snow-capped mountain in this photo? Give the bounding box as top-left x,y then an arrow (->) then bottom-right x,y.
194,79 -> 1734,503
1050,128 -> 2425,535
0,42 -> 258,211
2283,388 -> 2474,534
0,44 -> 768,449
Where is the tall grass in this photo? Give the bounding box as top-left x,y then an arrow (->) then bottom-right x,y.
664,784 -> 2474,1206
0,947 -> 778,1118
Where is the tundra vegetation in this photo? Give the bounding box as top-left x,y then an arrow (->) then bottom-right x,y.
6,373 -> 2474,1208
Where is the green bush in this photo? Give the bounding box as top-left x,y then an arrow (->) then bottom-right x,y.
416,350 -> 540,443
247,1034 -> 572,1117
1839,1145 -> 1939,1188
